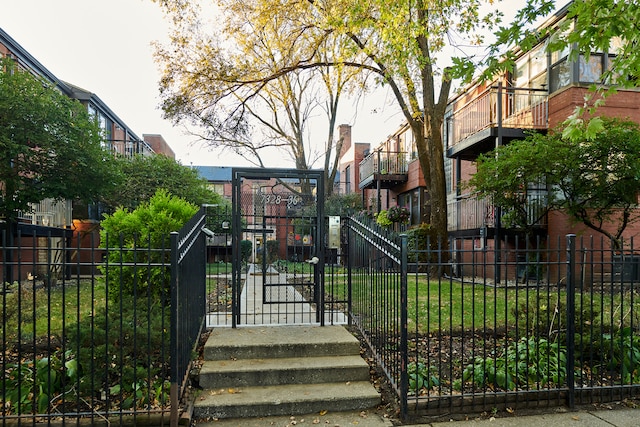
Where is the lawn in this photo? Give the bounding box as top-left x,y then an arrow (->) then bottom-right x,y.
1,280 -> 106,344
336,270 -> 640,336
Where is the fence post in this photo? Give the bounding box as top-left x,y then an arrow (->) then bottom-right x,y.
170,231 -> 179,427
346,218 -> 353,327
566,234 -> 576,409
400,234 -> 408,419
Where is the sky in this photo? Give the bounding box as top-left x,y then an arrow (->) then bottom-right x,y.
0,0 -> 531,169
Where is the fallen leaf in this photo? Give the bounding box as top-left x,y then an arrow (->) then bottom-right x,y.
572,416 -> 580,421
319,410 -> 328,416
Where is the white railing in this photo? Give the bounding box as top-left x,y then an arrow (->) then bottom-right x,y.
18,199 -> 72,228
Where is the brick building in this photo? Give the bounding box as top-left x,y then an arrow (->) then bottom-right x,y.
339,1 -> 640,279
0,26 -> 174,279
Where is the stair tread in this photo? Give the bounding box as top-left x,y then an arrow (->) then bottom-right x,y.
200,354 -> 368,373
204,326 -> 360,360
194,381 -> 380,408
195,327 -> 379,420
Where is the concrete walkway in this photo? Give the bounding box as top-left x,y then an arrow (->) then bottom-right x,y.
206,264 -> 347,327
200,406 -> 640,426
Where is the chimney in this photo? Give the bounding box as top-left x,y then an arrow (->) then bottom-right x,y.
338,124 -> 352,157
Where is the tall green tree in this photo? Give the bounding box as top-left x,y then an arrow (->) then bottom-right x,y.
153,0 -> 506,245
153,0 -> 362,197
469,117 -> 640,249
101,154 -> 222,212
0,57 -> 117,224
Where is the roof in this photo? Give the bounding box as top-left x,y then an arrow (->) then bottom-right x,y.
0,26 -> 73,96
194,166 -> 233,182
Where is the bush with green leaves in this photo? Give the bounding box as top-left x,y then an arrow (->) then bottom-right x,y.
599,327 -> 640,384
1,350 -> 79,414
240,240 -> 253,264
100,189 -> 198,302
460,337 -> 567,391
408,362 -> 440,394
66,296 -> 171,409
376,210 -> 393,228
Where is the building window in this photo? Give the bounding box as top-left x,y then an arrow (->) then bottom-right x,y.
550,59 -> 571,92
579,54 -> 603,83
210,183 -> 225,196
514,45 -> 548,89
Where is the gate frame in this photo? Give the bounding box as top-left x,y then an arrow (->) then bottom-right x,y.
231,167 -> 325,327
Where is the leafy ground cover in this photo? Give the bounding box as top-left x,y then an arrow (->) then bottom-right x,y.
1,280 -> 170,416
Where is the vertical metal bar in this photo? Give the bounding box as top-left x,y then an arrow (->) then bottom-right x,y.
231,170 -> 241,328
317,174 -> 326,326
169,231 -> 179,427
346,218 -> 353,326
399,234 -> 409,420
566,234 -> 576,409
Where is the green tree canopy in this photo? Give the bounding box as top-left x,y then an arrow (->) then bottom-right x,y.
153,0 -> 509,245
468,117 -> 640,249
0,57 -> 117,223
152,0 -> 360,197
486,0 -> 640,139
101,154 -> 223,212
325,193 -> 363,217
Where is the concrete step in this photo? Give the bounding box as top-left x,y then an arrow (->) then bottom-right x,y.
195,326 -> 381,420
203,325 -> 361,361
199,355 -> 370,388
193,381 -> 381,420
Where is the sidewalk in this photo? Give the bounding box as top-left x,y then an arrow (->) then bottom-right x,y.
421,407 -> 640,427
199,406 -> 640,426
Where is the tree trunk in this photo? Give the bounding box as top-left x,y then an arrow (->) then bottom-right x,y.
425,115 -> 448,250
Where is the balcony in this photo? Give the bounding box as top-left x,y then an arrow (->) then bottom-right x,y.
359,150 -> 408,190
447,86 -> 548,160
18,199 -> 72,228
448,192 -> 548,234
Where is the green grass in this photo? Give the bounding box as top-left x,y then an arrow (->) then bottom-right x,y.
1,280 -> 106,344
207,262 -> 232,275
334,271 -> 640,336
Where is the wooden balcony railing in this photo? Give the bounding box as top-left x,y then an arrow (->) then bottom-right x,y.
448,86 -> 548,149
359,150 -> 408,187
448,192 -> 548,232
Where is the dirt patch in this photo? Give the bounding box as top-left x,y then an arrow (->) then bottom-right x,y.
206,277 -> 240,312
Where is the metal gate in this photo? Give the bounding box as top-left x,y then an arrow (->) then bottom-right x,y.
229,168 -> 328,326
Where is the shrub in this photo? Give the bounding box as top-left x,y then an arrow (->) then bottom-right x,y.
460,336 -> 567,391
66,297 -> 170,409
100,189 -> 198,302
376,210 -> 393,228
406,223 -> 440,267
240,240 -> 252,264
387,206 -> 410,223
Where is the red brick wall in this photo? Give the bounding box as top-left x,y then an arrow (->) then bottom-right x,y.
549,86 -> 640,128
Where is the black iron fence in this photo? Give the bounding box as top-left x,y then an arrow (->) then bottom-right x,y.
344,216 -> 640,420
0,209 -> 206,426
